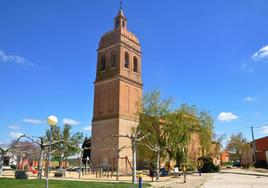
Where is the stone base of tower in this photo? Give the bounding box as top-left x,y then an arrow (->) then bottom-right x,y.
91,117 -> 139,174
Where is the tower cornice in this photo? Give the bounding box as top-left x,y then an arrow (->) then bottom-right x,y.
94,74 -> 143,88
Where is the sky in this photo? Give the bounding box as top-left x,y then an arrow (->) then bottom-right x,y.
0,0 -> 268,145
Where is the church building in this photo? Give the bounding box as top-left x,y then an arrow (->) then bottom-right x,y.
91,6 -> 143,172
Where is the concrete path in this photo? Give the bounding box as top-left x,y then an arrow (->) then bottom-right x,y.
200,173 -> 268,188
221,168 -> 268,177
149,173 -> 213,188
149,168 -> 268,188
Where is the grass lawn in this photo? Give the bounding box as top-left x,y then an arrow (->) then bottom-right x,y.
0,178 -> 150,188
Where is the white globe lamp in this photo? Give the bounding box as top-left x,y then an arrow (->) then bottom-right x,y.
47,115 -> 58,126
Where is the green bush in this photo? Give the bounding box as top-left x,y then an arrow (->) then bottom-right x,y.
222,161 -> 234,166
198,156 -> 220,173
187,161 -> 197,171
212,164 -> 221,172
10,165 -> 16,170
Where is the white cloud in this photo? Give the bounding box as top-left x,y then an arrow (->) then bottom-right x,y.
252,45 -> 268,61
23,118 -> 44,124
10,131 -> 24,139
217,112 -> 239,122
259,126 -> 268,134
0,50 -> 33,66
8,125 -> 20,130
62,118 -> 80,125
244,96 -> 254,102
83,125 -> 92,131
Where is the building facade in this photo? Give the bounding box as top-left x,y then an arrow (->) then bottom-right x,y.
251,136 -> 268,167
254,136 -> 268,165
91,7 -> 143,172
240,136 -> 268,167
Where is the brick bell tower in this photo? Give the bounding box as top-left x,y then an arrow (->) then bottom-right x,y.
91,6 -> 142,172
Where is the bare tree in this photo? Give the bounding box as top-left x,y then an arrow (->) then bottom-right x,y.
111,130 -> 147,183
0,135 -> 25,176
23,134 -> 83,179
23,135 -> 56,179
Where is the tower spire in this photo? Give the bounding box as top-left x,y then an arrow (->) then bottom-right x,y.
120,0 -> 122,10
114,0 -> 127,29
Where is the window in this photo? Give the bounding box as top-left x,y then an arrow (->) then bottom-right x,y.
133,56 -> 138,73
116,20 -> 119,28
111,52 -> 116,68
100,55 -> 106,71
122,21 -> 125,28
124,52 -> 129,69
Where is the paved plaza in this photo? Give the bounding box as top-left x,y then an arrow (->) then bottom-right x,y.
200,173 -> 268,188
150,168 -> 268,188
1,168 -> 268,187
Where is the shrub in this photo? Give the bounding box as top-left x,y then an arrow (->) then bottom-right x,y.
212,164 -> 221,172
187,161 -> 197,171
198,156 -> 220,173
10,165 -> 16,170
222,161 -> 234,166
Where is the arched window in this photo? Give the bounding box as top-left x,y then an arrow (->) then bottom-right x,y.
133,56 -> 138,73
111,52 -> 116,68
124,52 -> 129,69
115,20 -> 120,28
100,55 -> 106,71
122,21 -> 125,28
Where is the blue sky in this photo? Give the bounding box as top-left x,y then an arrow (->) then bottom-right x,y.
1,0 -> 268,145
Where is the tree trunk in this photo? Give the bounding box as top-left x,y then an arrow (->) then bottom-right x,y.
79,151 -> 82,179
38,148 -> 44,179
64,156 -> 68,177
59,159 -> 62,169
0,153 -> 4,176
132,139 -> 137,183
64,156 -> 68,169
85,159 -> 87,175
156,150 -> 160,181
116,153 -> 119,180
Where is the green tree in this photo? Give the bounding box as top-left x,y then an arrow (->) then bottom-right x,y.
138,90 -> 215,180
164,105 -> 200,165
138,90 -> 173,181
45,125 -> 62,164
198,111 -> 214,155
45,124 -> 83,169
62,126 -> 83,169
226,132 -> 247,162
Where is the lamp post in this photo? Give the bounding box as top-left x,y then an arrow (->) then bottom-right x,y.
45,115 -> 58,188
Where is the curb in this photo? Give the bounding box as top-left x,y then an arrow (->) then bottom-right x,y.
220,171 -> 268,177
